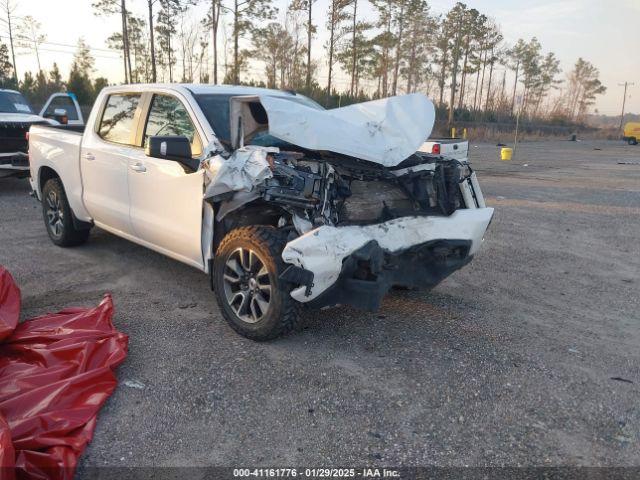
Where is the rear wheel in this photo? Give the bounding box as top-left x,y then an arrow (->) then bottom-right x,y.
629,138 -> 638,146
41,178 -> 91,247
213,226 -> 299,341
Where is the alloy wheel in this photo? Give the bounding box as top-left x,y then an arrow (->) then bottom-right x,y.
222,247 -> 272,324
45,191 -> 64,238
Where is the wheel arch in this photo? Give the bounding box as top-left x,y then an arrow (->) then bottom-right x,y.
39,169 -> 93,231
212,200 -> 289,253
38,166 -> 60,195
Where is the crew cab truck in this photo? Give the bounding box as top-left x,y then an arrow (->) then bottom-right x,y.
0,90 -> 83,178
29,84 -> 493,340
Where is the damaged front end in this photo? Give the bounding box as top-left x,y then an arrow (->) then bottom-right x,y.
203,93 -> 493,311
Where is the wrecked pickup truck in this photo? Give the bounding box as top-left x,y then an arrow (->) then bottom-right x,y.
28,84 -> 493,340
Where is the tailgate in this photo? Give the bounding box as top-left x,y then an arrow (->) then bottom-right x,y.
419,139 -> 468,161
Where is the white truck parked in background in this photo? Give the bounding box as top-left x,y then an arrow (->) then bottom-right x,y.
28,84 -> 492,340
0,90 -> 83,178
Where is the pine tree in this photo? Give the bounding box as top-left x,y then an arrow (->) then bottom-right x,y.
67,38 -> 96,105
228,0 -> 277,84
0,41 -> 15,88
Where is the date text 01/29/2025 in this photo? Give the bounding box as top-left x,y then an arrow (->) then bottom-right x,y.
233,468 -> 401,478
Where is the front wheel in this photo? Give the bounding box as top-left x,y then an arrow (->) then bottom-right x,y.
41,178 -> 91,247
213,226 -> 299,341
629,138 -> 638,146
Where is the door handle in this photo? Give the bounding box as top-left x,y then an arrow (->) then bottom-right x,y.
130,163 -> 147,173
83,153 -> 95,161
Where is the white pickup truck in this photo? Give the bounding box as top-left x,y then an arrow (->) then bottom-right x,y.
29,84 -> 493,340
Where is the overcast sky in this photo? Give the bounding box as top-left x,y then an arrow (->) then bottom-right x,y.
1,0 -> 638,115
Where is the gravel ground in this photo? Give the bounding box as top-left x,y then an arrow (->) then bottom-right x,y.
0,140 -> 639,472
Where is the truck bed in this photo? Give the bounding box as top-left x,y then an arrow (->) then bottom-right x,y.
34,124 -> 86,134
28,124 -> 85,218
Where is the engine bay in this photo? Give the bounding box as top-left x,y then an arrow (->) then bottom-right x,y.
255,152 -> 471,232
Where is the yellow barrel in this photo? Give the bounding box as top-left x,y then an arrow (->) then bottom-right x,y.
501,147 -> 513,161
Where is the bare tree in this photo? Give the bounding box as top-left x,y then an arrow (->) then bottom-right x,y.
290,0 -> 317,90
228,0 -> 276,84
17,15 -> 46,72
203,0 -> 223,84
177,9 -> 201,82
506,38 -> 527,113
325,0 -> 350,102
92,0 -> 133,83
336,0 -> 373,96
147,0 -> 160,82
156,0 -> 183,82
0,0 -> 18,81
349,0 -> 358,95
444,2 -> 468,126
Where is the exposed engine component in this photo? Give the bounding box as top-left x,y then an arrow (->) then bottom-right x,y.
214,149 -> 472,236
341,180 -> 413,223
260,153 -> 351,227
256,152 -> 469,229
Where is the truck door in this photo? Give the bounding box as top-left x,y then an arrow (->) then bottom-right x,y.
40,93 -> 84,125
126,93 -> 205,270
80,92 -> 143,235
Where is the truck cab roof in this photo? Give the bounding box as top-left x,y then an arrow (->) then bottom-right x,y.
101,83 -> 306,100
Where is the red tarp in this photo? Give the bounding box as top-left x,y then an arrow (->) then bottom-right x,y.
0,266 -> 128,480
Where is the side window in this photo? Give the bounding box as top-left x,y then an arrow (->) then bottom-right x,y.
144,95 -> 203,157
98,94 -> 141,145
45,96 -> 79,121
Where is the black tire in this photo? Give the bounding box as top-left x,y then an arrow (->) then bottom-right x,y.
213,226 -> 299,341
41,178 -> 91,247
629,138 -> 638,146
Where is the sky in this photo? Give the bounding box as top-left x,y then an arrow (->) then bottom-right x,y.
1,0 -> 638,115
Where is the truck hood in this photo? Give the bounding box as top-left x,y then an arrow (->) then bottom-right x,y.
231,93 -> 436,168
0,113 -> 54,124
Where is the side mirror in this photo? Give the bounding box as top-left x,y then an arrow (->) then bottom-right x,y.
145,136 -> 198,171
53,108 -> 68,125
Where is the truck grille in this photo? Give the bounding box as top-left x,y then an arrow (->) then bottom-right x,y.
0,122 -> 45,154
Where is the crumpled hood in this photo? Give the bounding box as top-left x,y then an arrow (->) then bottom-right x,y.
258,93 -> 436,167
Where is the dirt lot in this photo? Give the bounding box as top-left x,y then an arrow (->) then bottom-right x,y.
1,140 -> 639,472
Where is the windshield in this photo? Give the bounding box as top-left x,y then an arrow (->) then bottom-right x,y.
0,91 -> 34,114
194,93 -> 324,145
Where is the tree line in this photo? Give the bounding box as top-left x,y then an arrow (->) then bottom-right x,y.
0,0 -> 607,125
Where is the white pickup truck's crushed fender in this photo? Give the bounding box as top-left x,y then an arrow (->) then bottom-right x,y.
281,208 -> 494,302
259,93 -> 435,167
203,145 -> 278,198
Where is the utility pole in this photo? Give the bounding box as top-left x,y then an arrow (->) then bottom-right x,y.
618,81 -> 635,131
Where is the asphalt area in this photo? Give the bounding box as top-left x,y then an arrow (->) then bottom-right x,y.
0,140 -> 639,471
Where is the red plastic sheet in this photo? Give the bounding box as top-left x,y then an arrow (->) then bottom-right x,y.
0,266 -> 128,480
0,268 -> 20,342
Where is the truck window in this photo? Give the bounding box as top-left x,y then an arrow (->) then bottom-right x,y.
44,95 -> 79,121
98,94 -> 141,145
144,94 -> 202,157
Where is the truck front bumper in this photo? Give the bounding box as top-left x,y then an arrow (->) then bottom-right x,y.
0,152 -> 29,178
280,208 -> 494,309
